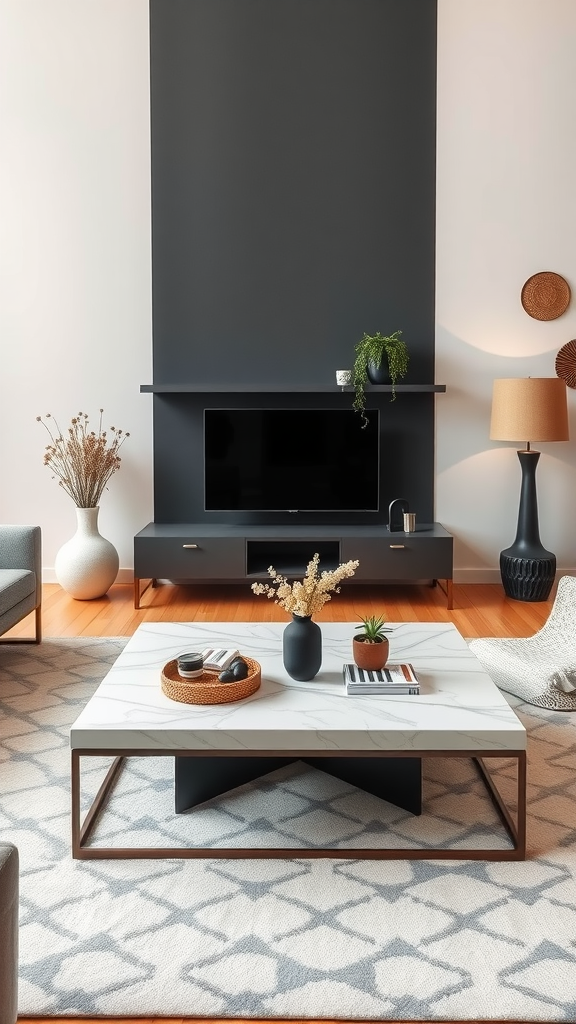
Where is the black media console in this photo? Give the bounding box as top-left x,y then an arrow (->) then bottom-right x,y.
134,522 -> 453,609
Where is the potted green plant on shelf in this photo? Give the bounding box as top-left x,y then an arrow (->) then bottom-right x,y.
352,613 -> 391,670
352,330 -> 409,427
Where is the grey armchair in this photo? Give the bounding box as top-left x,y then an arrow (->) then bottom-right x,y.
0,843 -> 18,1024
0,525 -> 42,643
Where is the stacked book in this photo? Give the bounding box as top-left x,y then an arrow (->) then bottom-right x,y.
343,662 -> 420,695
200,648 -> 240,671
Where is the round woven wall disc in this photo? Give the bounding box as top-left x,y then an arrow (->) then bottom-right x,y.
521,271 -> 571,320
555,340 -> 576,388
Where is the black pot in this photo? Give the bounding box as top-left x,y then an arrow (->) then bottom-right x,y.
366,358 -> 389,385
283,614 -> 322,681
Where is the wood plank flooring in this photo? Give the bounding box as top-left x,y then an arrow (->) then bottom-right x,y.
18,1019 -> 526,1024
12,580 -> 551,1024
7,579 -> 553,640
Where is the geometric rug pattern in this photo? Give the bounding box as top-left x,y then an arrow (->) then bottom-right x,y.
1,637 -> 576,1019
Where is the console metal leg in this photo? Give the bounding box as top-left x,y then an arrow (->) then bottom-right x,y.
435,578 -> 454,609
134,577 -> 157,609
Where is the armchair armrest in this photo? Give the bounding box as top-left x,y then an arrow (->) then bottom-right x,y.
0,843 -> 18,1024
0,525 -> 42,605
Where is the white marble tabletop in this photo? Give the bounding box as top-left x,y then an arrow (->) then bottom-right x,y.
69,621 -> 526,753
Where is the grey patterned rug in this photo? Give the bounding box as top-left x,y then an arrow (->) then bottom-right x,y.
1,638 -> 575,1019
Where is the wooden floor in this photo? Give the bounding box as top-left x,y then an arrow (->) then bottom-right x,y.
13,580 -> 550,1024
18,1019 -> 531,1024
18,1019 -> 535,1024
8,579 -> 553,641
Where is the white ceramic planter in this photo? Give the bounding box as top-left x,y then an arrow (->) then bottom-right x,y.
55,507 -> 119,600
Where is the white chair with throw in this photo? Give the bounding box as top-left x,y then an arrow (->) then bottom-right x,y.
470,575 -> 576,711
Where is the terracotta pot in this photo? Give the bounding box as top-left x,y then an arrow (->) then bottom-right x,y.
352,635 -> 389,671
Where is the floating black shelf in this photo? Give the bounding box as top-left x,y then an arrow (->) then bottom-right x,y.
140,383 -> 447,394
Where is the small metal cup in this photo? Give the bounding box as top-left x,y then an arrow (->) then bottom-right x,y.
336,369 -> 352,388
403,512 -> 416,533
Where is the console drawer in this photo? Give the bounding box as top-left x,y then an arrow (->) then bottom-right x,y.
134,535 -> 245,580
341,535 -> 453,581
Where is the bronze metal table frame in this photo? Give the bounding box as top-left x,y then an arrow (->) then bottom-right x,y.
71,746 -> 526,861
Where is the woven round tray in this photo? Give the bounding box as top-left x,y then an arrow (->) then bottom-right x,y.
521,271 -> 571,321
555,339 -> 576,388
161,657 -> 261,705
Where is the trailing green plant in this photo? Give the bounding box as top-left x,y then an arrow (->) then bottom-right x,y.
352,330 -> 409,427
354,613 -> 391,644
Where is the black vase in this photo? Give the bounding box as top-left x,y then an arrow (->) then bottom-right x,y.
366,358 -> 389,385
283,614 -> 322,681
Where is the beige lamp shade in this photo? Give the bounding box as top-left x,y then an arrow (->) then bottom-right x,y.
490,378 -> 569,443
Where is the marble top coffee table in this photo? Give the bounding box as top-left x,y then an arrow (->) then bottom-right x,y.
70,621 -> 527,861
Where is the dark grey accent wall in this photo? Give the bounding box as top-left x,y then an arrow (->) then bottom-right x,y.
148,0 -> 437,527
150,0 -> 437,386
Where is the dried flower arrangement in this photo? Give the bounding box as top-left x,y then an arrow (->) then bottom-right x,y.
37,410 -> 129,508
251,552 -> 359,618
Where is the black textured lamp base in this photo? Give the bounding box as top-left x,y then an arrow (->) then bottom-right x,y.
499,552 -> 555,602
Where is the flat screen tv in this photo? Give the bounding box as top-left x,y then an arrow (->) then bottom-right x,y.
204,408 -> 380,512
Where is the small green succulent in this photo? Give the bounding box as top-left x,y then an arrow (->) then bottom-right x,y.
354,614 -> 390,644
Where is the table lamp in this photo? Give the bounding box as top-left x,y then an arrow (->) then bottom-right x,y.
490,377 -> 569,601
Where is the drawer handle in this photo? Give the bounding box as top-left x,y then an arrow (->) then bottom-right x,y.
182,543 -> 199,549
389,544 -> 405,549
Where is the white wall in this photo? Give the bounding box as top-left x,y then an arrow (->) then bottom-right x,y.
1,0 -> 575,582
0,0 -> 153,579
436,0 -> 576,581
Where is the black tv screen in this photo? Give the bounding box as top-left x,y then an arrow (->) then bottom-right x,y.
204,409 -> 380,512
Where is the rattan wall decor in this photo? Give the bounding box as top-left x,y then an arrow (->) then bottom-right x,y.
555,340 -> 576,389
521,272 -> 571,320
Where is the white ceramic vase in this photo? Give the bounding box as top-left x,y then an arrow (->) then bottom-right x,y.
55,507 -> 119,600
